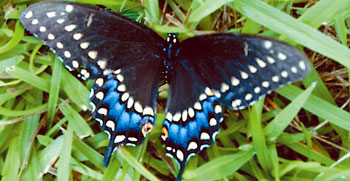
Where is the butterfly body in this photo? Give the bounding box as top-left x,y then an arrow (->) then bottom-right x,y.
20,2 -> 310,180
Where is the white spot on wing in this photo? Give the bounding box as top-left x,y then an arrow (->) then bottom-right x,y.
220,83 -> 230,93
299,61 -> 306,70
73,33 -> 83,40
291,66 -> 297,73
245,93 -> 252,101
72,60 -> 79,68
65,5 -> 74,12
205,87 -> 214,96
281,71 -> 288,78
117,84 -> 126,92
194,102 -> 202,110
200,132 -> 210,140
46,11 -> 56,18
31,19 -> 39,25
266,56 -> 275,64
80,42 -> 90,49
182,110 -> 188,122
199,93 -> 207,101
278,52 -> 287,60
39,26 -> 46,32
166,112 -> 173,121
48,33 -> 55,40
143,106 -> 154,116
272,76 -> 279,82
231,77 -> 240,86
264,41 -> 272,49
209,118 -> 217,126
188,108 -> 195,118
173,112 -> 181,122
240,71 -> 248,79
127,97 -> 134,109
64,24 -> 77,32
96,91 -> 104,100
97,108 -> 108,116
116,74 -> 124,82
96,78 -> 104,87
187,142 -> 198,150
248,65 -> 257,73
64,51 -> 71,58
88,51 -> 98,59
57,19 -> 65,24
176,150 -> 184,161
254,87 -> 261,94
25,11 -> 33,19
56,42 -> 64,49
134,101 -> 143,113
214,105 -> 222,113
128,137 -> 138,142
97,59 -> 107,69
106,120 -> 115,131
114,135 -> 125,143
121,92 -> 129,102
231,99 -> 242,107
262,81 -> 269,88
256,58 -> 267,68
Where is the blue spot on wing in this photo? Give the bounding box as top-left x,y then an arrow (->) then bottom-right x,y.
90,73 -> 155,166
162,96 -> 222,180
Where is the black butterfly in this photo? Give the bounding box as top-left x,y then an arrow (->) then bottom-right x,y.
20,1 -> 310,180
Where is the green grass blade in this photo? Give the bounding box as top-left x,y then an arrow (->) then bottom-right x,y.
57,122 -> 73,181
276,85 -> 350,130
7,66 -> 50,92
60,103 -> 93,138
119,147 -> 160,181
265,83 -> 316,139
73,138 -> 104,169
0,21 -> 24,54
0,103 -> 47,117
183,150 -> 255,180
188,0 -> 235,25
234,0 -> 350,68
47,57 -> 62,124
0,55 -> 23,73
38,135 -> 65,178
250,99 -> 272,172
299,0 -> 349,28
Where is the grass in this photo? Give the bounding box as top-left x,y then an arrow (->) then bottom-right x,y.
0,0 -> 350,180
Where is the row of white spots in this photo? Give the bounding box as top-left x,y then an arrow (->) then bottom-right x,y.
64,24 -> 77,32
110,70 -> 155,116
166,130 -> 213,162
265,41 -> 290,63
165,107 -> 196,123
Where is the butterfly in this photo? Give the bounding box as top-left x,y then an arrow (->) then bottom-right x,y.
19,1 -> 310,180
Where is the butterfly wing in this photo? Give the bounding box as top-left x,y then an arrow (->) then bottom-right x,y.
178,34 -> 310,109
19,1 -> 164,78
162,60 -> 223,179
162,33 -> 310,179
20,2 -> 164,165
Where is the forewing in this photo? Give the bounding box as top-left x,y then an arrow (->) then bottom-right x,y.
177,34 -> 310,109
19,1 -> 164,79
20,2 -> 164,165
